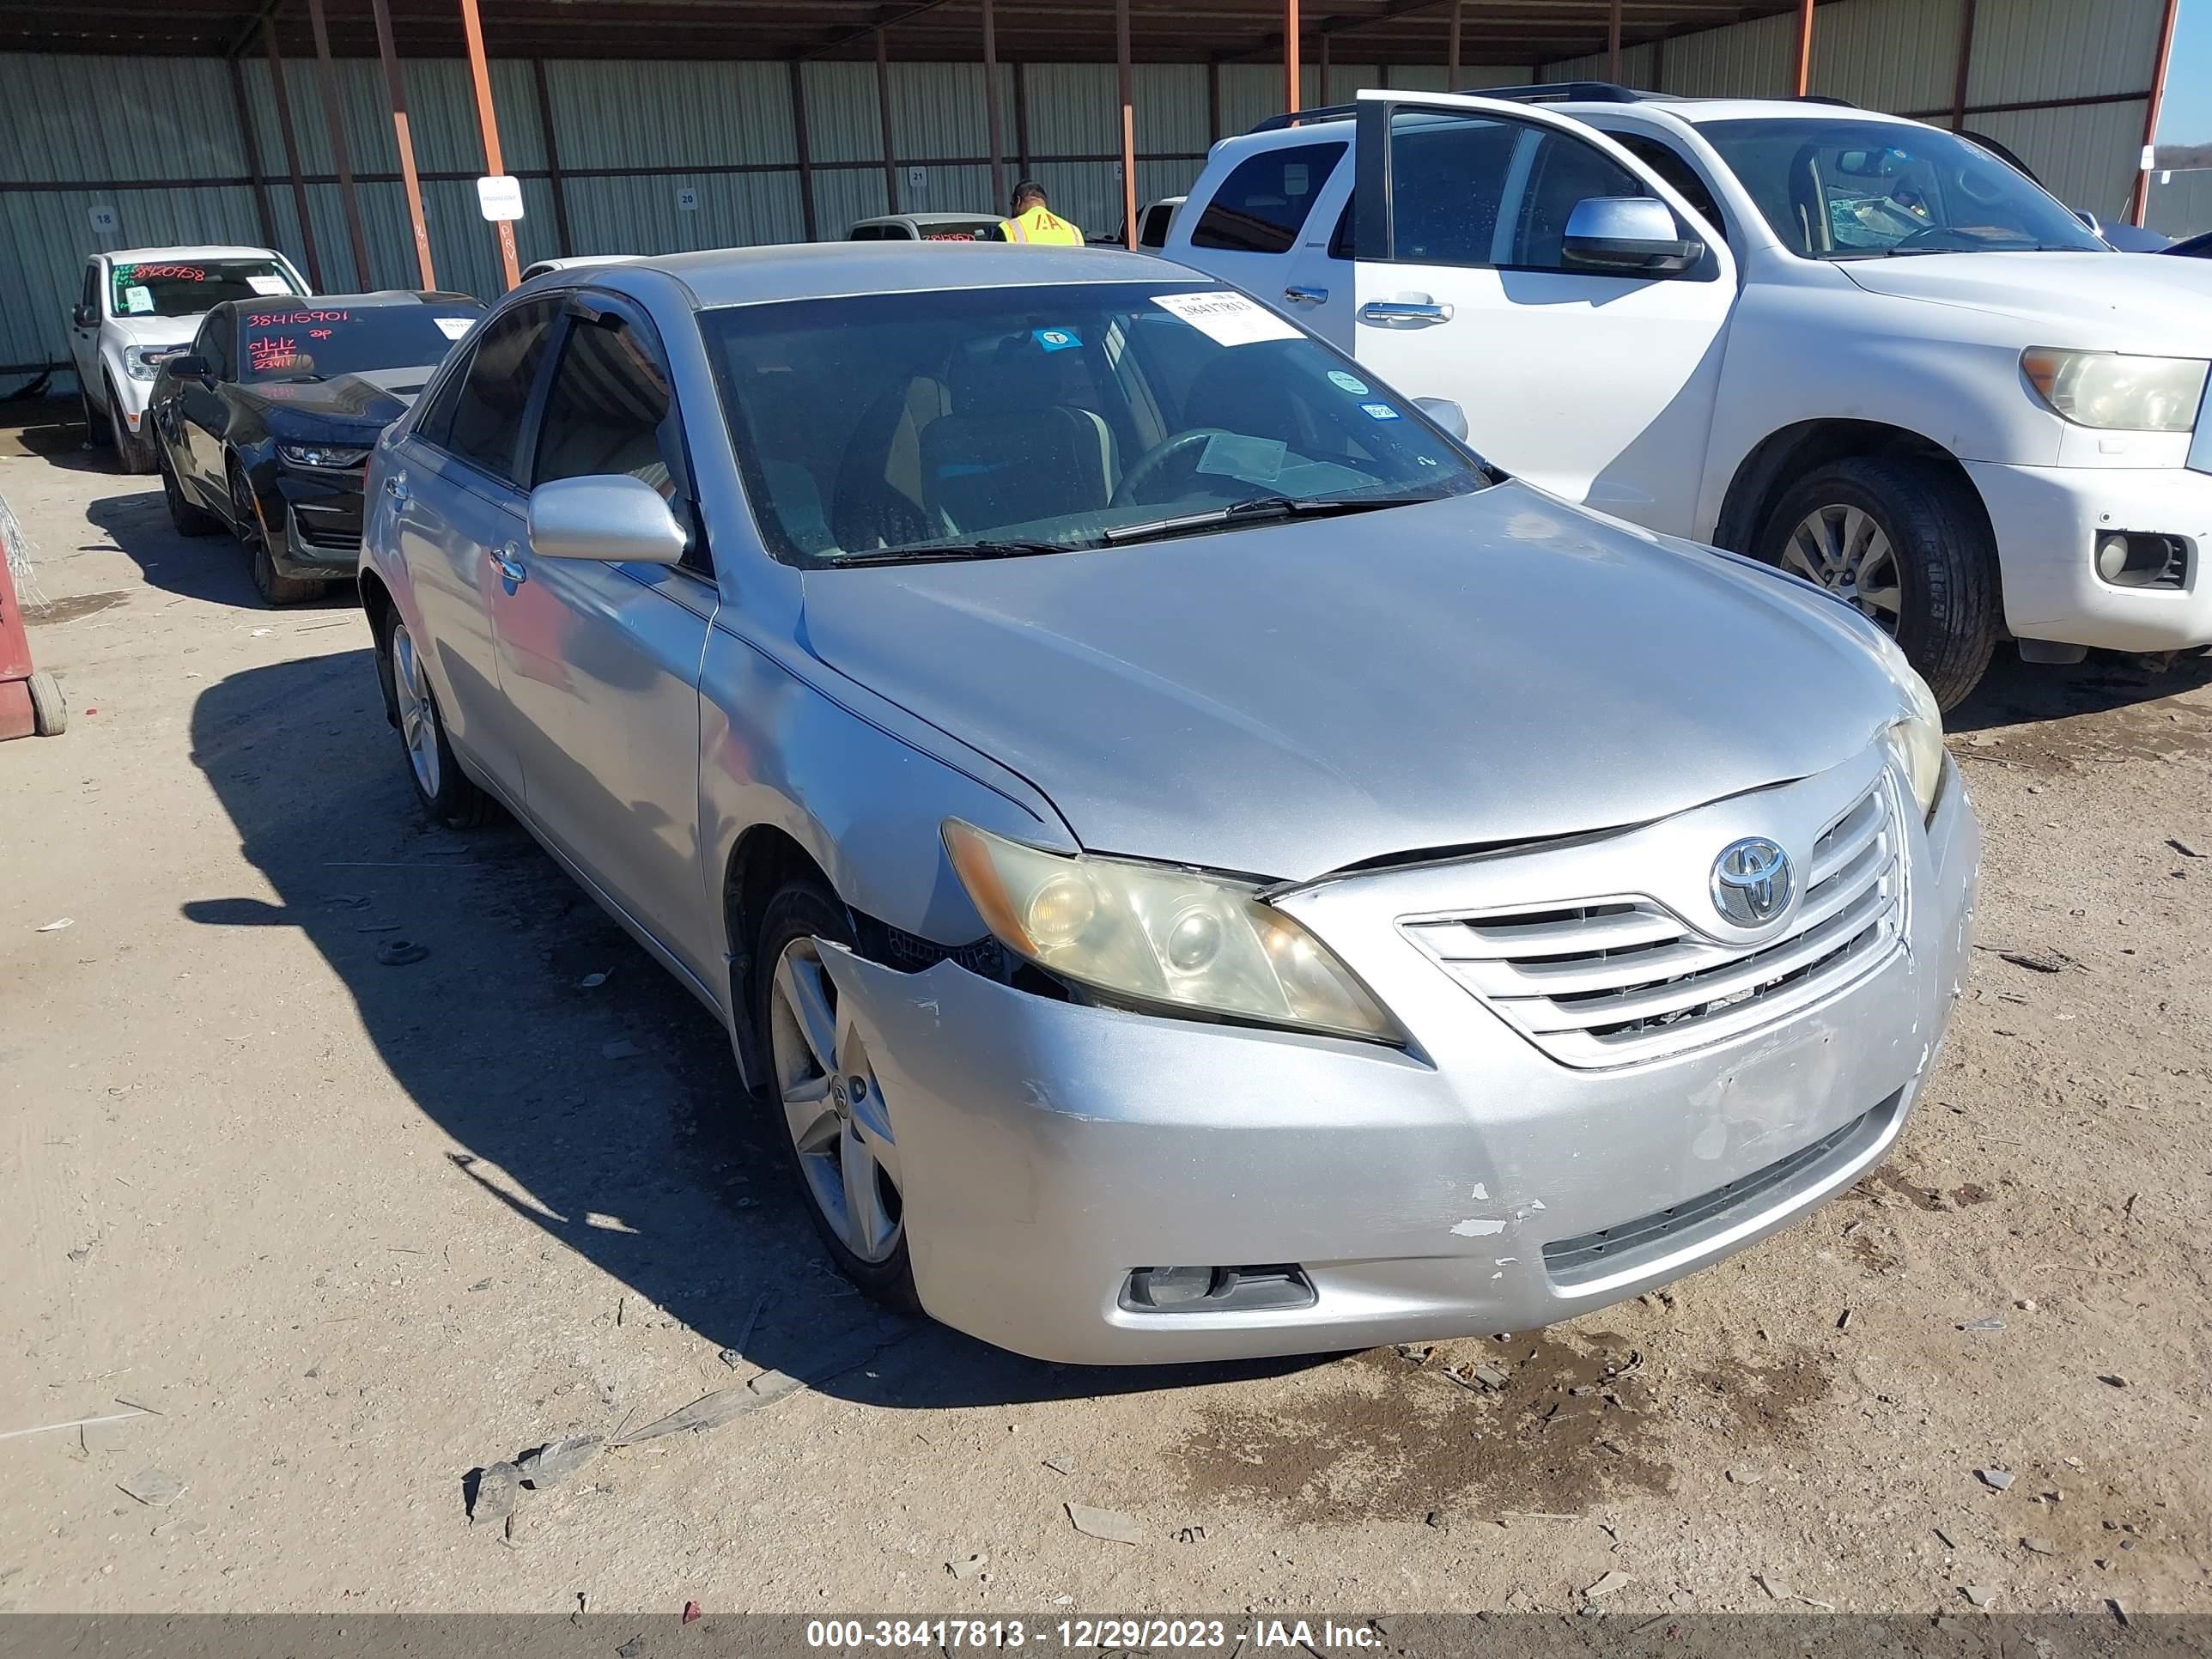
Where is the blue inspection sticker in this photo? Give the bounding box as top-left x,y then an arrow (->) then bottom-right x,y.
1360,402 -> 1402,421
1328,370 -> 1370,395
1033,327 -> 1082,352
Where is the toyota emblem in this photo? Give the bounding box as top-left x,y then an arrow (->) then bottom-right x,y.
1711,837 -> 1793,927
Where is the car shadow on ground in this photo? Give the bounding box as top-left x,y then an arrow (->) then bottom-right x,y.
1,397 -> 112,476
82,484 -> 356,611
1947,643 -> 2212,738
185,649 -> 1318,1412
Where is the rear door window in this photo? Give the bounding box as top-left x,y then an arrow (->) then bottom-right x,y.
1191,142 -> 1346,254
435,298 -> 559,486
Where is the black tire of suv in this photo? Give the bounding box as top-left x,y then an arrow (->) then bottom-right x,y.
1756,455 -> 1999,714
106,377 -> 156,474
79,382 -> 111,447
751,878 -> 923,1316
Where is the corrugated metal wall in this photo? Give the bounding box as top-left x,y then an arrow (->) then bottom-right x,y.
1541,0 -> 2161,222
0,0 -> 2179,386
2147,170 -> 2212,239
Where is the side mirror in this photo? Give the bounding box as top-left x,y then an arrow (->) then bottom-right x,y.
527,474 -> 689,566
2074,207 -> 2103,234
1414,397 -> 1468,443
71,303 -> 95,328
165,355 -> 210,381
1562,196 -> 1704,276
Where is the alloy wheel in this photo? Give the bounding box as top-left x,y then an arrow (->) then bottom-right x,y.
1784,503 -> 1902,632
229,465 -> 262,548
390,622 -> 441,799
769,937 -> 902,1263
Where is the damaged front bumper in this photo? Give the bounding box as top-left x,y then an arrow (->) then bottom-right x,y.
818,750 -> 1978,1365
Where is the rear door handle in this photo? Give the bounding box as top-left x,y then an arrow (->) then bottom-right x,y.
1283,284 -> 1329,305
1358,299 -> 1454,327
489,542 -> 527,587
384,472 -> 409,503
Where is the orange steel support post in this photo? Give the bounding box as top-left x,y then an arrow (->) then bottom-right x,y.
2130,0 -> 2181,227
261,17 -> 325,290
458,0 -> 520,291
1285,0 -> 1299,113
1118,0 -> 1137,248
982,0 -> 1006,216
1792,0 -> 1814,95
369,0 -> 437,289
1447,2 -> 1461,88
306,0 -> 373,288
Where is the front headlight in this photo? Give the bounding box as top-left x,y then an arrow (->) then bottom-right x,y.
1861,627 -> 1944,821
2021,348 -> 2208,432
942,819 -> 1401,1042
277,443 -> 371,469
123,346 -> 176,381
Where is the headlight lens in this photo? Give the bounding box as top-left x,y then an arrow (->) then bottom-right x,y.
1860,627 -> 1945,821
123,346 -> 177,381
277,443 -> 372,469
2021,348 -> 2208,432
942,819 -> 1401,1042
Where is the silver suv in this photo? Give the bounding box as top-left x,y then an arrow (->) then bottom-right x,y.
358,242 -> 1978,1364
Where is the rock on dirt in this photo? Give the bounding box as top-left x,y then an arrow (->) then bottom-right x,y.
1066,1503 -> 1143,1546
518,1436 -> 603,1489
469,1462 -> 520,1525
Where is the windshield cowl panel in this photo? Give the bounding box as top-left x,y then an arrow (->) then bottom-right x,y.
702,281 -> 1492,569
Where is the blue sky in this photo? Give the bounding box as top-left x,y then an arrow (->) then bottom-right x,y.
2158,0 -> 2212,145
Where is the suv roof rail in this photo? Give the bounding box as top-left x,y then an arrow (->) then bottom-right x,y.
1795,93 -> 1859,107
1248,80 -> 1662,132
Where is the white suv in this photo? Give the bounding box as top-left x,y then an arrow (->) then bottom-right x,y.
67,245 -> 308,473
1169,87 -> 2212,707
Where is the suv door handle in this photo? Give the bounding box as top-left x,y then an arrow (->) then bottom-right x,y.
489,543 -> 528,587
1358,299 -> 1454,327
1283,284 -> 1329,304
384,472 -> 409,503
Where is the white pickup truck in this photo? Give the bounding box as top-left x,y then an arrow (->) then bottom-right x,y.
67,245 -> 308,474
1168,86 -> 2212,708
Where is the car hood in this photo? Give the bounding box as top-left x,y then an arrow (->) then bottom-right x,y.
798,485 -> 1905,880
1839,251 -> 2212,351
106,314 -> 201,349
246,366 -> 431,429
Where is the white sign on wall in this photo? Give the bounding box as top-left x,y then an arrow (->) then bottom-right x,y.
88,205 -> 118,234
907,166 -> 927,192
676,187 -> 700,212
476,174 -> 526,222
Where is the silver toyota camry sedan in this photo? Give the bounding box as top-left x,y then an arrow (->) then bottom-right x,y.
358,242 -> 1978,1365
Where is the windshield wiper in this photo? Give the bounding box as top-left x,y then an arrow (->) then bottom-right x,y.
1101,492 -> 1445,547
829,538 -> 1073,567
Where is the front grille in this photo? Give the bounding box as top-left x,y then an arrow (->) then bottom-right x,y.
1540,1097 -> 1893,1287
1402,778 -> 1904,1069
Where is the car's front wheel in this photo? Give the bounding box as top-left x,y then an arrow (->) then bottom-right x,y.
754,879 -> 920,1313
106,377 -> 156,474
229,457 -> 322,605
385,617 -> 495,827
1756,456 -> 1998,712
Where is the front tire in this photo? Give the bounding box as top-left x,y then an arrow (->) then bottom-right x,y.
160,441 -> 219,537
1756,455 -> 1998,713
754,880 -> 921,1314
231,458 -> 322,605
385,617 -> 495,827
79,380 -> 111,448
106,378 -> 155,474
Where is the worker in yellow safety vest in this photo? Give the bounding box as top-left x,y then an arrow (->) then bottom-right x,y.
997,181 -> 1084,246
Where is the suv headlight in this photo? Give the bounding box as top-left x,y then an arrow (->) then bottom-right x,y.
942,819 -> 1401,1042
1861,627 -> 1944,821
123,346 -> 178,381
277,443 -> 371,469
2021,348 -> 2208,432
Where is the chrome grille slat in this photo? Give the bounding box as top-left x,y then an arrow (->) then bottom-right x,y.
1401,776 -> 1905,1069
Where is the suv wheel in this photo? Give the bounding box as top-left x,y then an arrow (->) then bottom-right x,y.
106,377 -> 156,474
754,879 -> 921,1314
79,381 -> 111,448
1756,455 -> 1998,712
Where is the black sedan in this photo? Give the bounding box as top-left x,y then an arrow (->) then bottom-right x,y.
149,290 -> 483,603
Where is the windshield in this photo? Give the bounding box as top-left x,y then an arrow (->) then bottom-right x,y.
1698,118 -> 2107,258
703,282 -> 1490,566
238,302 -> 482,382
111,258 -> 300,319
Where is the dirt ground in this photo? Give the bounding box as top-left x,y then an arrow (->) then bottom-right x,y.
2,397 -> 2208,1619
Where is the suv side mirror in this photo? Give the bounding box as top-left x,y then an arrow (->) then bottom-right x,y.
1414,397 -> 1469,442
2074,207 -> 2103,234
527,474 -> 689,566
1562,196 -> 1704,276
165,355 -> 210,381
71,303 -> 96,328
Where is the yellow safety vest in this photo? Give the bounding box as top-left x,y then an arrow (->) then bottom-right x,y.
999,206 -> 1085,246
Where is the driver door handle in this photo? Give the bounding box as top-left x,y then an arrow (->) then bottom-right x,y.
384,472 -> 409,503
1284,284 -> 1329,304
489,542 -> 527,587
1358,299 -> 1454,327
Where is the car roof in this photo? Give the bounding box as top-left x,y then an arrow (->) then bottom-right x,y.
604,240 -> 1196,308
853,211 -> 1001,226
101,245 -> 289,264
216,289 -> 480,315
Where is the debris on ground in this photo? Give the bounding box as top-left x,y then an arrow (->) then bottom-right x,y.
1443,1361 -> 1512,1393
618,1387 -> 763,1443
1583,1571 -> 1632,1599
682,1601 -> 702,1625
1066,1503 -> 1143,1546
1042,1456 -> 1073,1475
469,1462 -> 520,1526
1961,1586 -> 1995,1608
518,1435 -> 603,1488
1959,1316 -> 2006,1332
2170,838 -> 2203,860
1727,1468 -> 1765,1486
1977,1468 -> 2014,1491
2022,1535 -> 2057,1554
616,1636 -> 644,1659
948,1553 -> 988,1579
2097,1374 -> 2129,1388
716,1349 -> 741,1370
1836,1309 -> 1853,1331
1935,1527 -> 1957,1549
117,1468 -> 185,1508
33,917 -> 73,932
601,1039 -> 641,1060
579,972 -> 609,988
1176,1525 -> 1206,1544
375,939 -> 428,966
1998,949 -> 2074,974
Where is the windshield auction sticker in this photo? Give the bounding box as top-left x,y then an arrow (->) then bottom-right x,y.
1152,290 -> 1299,347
